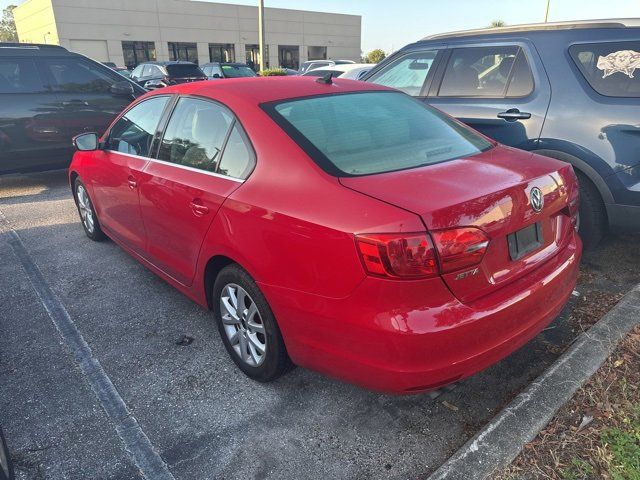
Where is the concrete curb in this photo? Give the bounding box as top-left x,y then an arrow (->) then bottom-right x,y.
428,284 -> 640,480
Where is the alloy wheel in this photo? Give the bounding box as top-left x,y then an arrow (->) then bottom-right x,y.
220,283 -> 267,367
76,184 -> 95,234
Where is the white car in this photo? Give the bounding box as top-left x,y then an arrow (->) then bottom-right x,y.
302,63 -> 373,80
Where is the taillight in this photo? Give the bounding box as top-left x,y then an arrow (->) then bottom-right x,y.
355,233 -> 438,279
431,227 -> 489,273
565,167 -> 580,230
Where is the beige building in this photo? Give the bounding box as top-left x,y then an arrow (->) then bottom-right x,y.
13,0 -> 362,70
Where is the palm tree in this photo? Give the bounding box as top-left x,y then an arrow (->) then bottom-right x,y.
488,20 -> 506,28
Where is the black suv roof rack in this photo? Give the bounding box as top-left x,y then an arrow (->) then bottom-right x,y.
0,42 -> 67,50
422,18 -> 640,40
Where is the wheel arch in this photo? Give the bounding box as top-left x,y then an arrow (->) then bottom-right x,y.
532,148 -> 614,205
203,254 -> 237,310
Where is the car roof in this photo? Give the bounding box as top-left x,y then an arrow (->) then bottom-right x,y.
0,42 -> 71,57
146,76 -> 391,104
141,61 -> 198,66
202,62 -> 252,67
422,18 -> 640,41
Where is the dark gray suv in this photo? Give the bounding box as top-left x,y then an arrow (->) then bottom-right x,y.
365,19 -> 640,247
0,43 -> 145,174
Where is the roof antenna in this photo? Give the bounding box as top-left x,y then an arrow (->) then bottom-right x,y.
316,72 -> 333,85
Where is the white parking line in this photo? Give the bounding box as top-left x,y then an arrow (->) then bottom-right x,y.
0,209 -> 176,480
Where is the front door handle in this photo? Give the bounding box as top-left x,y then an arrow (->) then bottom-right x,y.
189,199 -> 209,216
497,109 -> 531,121
127,175 -> 137,189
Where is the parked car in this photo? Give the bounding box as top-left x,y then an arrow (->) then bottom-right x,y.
0,426 -> 13,480
69,77 -> 580,394
201,62 -> 257,79
302,63 -> 372,80
129,61 -> 207,89
364,19 -> 640,247
0,43 -> 144,174
299,59 -> 355,74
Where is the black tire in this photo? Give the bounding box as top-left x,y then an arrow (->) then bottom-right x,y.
73,178 -> 106,242
0,427 -> 14,480
576,172 -> 607,249
212,264 -> 292,382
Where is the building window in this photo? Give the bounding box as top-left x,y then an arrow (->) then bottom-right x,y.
168,42 -> 199,64
209,43 -> 235,63
279,45 -> 299,70
307,46 -> 327,61
121,41 -> 156,69
245,44 -> 269,71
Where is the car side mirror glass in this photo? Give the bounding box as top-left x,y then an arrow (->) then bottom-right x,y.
144,79 -> 166,90
110,80 -> 135,96
73,132 -> 99,151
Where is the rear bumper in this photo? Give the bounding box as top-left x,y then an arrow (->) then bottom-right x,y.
261,233 -> 582,394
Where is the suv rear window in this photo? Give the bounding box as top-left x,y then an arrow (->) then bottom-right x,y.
569,42 -> 640,97
266,91 -> 493,176
0,58 -> 45,93
166,64 -> 205,77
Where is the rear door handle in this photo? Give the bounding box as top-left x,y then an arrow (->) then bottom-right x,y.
497,109 -> 531,121
127,175 -> 137,189
189,199 -> 209,216
62,100 -> 90,107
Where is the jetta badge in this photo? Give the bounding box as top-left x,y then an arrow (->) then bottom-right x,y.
530,187 -> 544,212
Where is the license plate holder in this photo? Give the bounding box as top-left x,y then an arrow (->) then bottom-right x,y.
507,222 -> 543,260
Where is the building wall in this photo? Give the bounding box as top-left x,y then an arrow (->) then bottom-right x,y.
14,0 -> 361,69
13,0 -> 59,46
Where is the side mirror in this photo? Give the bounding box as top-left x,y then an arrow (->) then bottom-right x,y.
110,80 -> 135,96
211,73 -> 222,79
144,79 -> 166,90
73,132 -> 99,151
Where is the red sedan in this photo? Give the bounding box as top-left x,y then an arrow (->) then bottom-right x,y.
69,77 -> 581,394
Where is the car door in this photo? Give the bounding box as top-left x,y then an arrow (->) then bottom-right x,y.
137,96 -> 254,286
0,56 -> 63,173
425,43 -> 551,149
89,95 -> 171,252
39,56 -> 139,154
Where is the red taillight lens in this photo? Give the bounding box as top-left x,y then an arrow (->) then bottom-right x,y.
355,233 -> 438,279
431,227 -> 489,273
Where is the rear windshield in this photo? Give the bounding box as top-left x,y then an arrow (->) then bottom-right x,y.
222,65 -> 256,78
166,64 -> 205,77
569,42 -> 640,97
266,91 -> 493,176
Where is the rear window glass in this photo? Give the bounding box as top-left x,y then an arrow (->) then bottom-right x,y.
267,91 -> 493,176
569,42 -> 640,97
221,65 -> 256,78
166,64 -> 205,77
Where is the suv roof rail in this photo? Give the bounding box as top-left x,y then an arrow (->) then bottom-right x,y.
0,42 -> 67,50
422,18 -> 640,40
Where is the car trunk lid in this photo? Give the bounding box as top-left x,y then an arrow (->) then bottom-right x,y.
340,146 -> 578,303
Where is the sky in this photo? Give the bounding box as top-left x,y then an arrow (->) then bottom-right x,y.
3,0 -> 639,53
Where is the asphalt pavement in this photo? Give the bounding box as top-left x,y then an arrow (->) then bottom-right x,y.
0,170 -> 594,480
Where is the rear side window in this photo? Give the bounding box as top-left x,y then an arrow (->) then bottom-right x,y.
0,58 -> 46,93
107,96 -> 169,156
41,57 -> 118,93
267,91 -> 493,176
367,50 -> 439,96
438,46 -> 534,97
158,97 -> 232,172
569,42 -> 640,97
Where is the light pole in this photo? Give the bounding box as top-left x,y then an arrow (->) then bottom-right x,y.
544,0 -> 551,22
258,0 -> 266,71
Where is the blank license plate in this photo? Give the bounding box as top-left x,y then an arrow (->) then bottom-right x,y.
507,222 -> 543,260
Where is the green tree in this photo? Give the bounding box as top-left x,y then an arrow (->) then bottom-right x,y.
0,5 -> 18,42
365,49 -> 386,64
488,20 -> 506,28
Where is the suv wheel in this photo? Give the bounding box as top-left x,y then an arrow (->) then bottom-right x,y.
576,172 -> 607,249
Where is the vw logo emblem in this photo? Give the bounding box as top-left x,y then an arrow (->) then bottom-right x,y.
530,187 -> 544,212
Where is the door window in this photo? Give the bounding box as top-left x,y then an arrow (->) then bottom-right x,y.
569,42 -> 640,97
141,65 -> 154,77
41,58 -> 119,93
367,50 -> 438,96
106,96 -> 169,156
158,97 -> 232,172
0,58 -> 46,93
438,46 -> 534,97
130,65 -> 144,79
